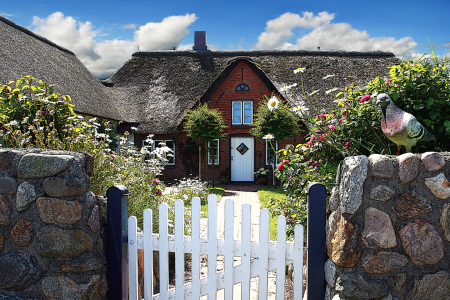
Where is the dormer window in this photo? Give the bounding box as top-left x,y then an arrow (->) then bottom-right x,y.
236,84 -> 249,91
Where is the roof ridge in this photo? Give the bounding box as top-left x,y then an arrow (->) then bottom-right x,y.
0,14 -> 75,55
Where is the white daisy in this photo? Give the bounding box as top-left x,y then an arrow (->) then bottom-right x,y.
293,67 -> 306,74
262,134 -> 275,140
322,74 -> 335,80
308,90 -> 320,96
267,96 -> 279,112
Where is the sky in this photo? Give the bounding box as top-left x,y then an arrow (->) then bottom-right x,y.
2,0 -> 449,79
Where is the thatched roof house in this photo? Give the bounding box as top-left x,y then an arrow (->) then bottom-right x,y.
0,15 -> 118,121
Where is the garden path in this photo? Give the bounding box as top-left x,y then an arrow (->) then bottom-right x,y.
199,184 -> 277,300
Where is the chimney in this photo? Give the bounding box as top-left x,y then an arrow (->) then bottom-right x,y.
193,31 -> 208,51
318,47 -> 320,50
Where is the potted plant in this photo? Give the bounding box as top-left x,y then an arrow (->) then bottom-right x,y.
220,167 -> 231,185
254,167 -> 269,185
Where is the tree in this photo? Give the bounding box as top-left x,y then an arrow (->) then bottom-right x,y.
183,102 -> 228,187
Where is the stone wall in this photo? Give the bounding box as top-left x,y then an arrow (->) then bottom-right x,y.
326,153 -> 450,299
0,149 -> 107,300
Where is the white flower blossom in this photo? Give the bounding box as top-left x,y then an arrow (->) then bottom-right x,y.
131,126 -> 137,131
267,96 -> 279,112
322,74 -> 335,80
326,88 -> 339,95
262,134 -> 275,140
308,90 -> 320,96
294,67 -> 306,74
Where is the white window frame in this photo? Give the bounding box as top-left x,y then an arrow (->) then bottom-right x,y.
207,139 -> 219,165
265,140 -> 278,166
149,139 -> 176,165
232,101 -> 253,125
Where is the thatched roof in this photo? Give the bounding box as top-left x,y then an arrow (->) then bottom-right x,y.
106,49 -> 401,134
0,15 -> 119,121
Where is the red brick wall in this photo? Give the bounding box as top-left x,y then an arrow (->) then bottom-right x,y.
137,61 -> 305,183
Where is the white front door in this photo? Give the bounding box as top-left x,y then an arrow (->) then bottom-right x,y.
231,137 -> 254,182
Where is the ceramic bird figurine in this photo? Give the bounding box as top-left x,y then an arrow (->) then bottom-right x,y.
376,93 -> 435,155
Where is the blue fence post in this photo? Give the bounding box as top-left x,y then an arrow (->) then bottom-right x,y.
106,185 -> 129,300
306,182 -> 327,300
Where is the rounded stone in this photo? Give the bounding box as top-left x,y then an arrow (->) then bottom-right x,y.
399,218 -> 444,266
0,252 -> 42,290
0,150 -> 14,171
335,273 -> 389,299
0,177 -> 17,194
362,207 -> 397,249
369,154 -> 394,179
43,176 -> 89,197
327,187 -> 339,213
407,271 -> 450,300
36,197 -> 82,224
11,219 -> 34,247
87,205 -> 100,232
338,155 -> 368,214
421,152 -> 445,171
16,181 -> 37,212
441,203 -> 450,242
397,153 -> 419,184
370,185 -> 395,201
325,258 -> 337,287
362,252 -> 408,274
393,191 -> 432,220
0,195 -> 12,226
0,234 -> 4,252
42,276 -> 83,300
327,211 -> 361,267
425,173 -> 450,199
35,226 -> 92,258
17,153 -> 74,179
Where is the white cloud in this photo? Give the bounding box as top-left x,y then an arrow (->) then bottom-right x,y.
1,12 -> 14,17
30,12 -> 198,78
255,11 -> 420,60
134,14 -> 197,50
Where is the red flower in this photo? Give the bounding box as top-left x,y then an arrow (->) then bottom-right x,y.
155,190 -> 162,196
360,94 -> 370,103
153,179 -> 160,185
384,80 -> 392,84
277,162 -> 285,171
283,160 -> 289,164
344,142 -> 350,149
339,118 -> 344,123
41,111 -> 46,115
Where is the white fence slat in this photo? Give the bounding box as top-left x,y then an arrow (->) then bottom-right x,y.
224,199 -> 234,299
128,216 -> 139,300
276,216 -> 287,300
159,204 -> 169,299
241,204 -> 251,300
207,194 -> 218,300
143,209 -> 153,299
293,224 -> 304,300
175,200 -> 184,300
191,197 -> 201,300
259,208 -> 269,299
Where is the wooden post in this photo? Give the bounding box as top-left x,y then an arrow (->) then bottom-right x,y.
198,146 -> 201,179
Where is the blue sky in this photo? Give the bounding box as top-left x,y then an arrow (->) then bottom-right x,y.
2,0 -> 449,79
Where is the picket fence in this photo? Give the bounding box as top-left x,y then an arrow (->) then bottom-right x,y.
127,194 -> 304,300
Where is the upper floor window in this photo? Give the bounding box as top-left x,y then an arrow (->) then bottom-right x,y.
232,101 -> 253,125
236,84 -> 249,91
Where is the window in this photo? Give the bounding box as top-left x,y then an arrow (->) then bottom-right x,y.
143,139 -> 175,165
232,101 -> 253,125
208,139 -> 219,165
236,84 -> 249,91
265,140 -> 278,166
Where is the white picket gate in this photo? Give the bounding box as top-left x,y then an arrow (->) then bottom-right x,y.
128,194 -> 304,300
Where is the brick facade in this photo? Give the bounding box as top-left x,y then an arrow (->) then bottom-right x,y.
137,60 -> 304,183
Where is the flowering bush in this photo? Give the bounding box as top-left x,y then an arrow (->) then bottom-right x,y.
254,167 -> 269,177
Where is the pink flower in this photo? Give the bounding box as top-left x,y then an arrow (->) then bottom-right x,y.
283,160 -> 290,164
344,142 -> 350,149
41,110 -> 46,115
277,162 -> 285,171
155,190 -> 162,196
339,118 -> 343,123
153,179 -> 160,185
290,218 -> 296,224
307,140 -> 314,146
360,94 -> 370,103
310,136 -> 316,142
328,125 -> 335,131
385,80 -> 392,84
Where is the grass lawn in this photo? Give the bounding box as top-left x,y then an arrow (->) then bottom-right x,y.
257,186 -> 287,240
202,186 -> 225,217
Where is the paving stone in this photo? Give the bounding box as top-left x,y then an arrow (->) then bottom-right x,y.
0,195 -> 11,226
369,154 -> 394,178
35,226 -> 92,258
338,155 -> 368,214
370,184 -> 395,201
362,207 -> 397,249
42,276 -> 83,300
87,205 -> 100,232
393,191 -> 432,219
11,219 -> 34,247
421,152 -> 445,171
17,153 -> 74,179
16,181 -> 36,212
407,271 -> 450,300
425,173 -> 450,199
43,176 -> 89,197
362,252 -> 408,274
335,273 -> 388,299
441,203 -> 450,242
397,153 -> 420,184
399,218 -> 444,266
0,177 -> 17,194
0,252 -> 42,290
327,211 -> 361,267
36,197 -> 82,224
